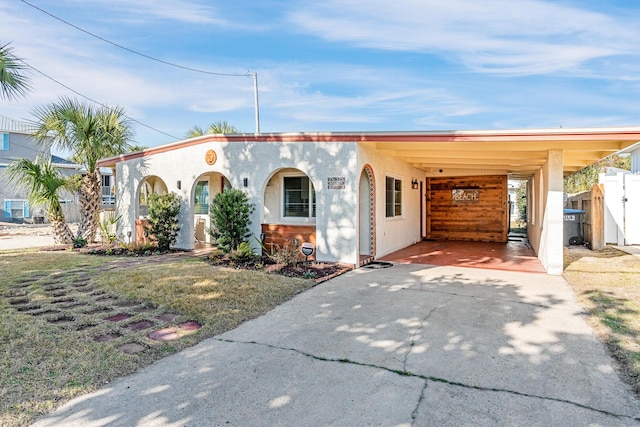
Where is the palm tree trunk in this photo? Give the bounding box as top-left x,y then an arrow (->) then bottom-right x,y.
77,171 -> 101,242
48,207 -> 73,245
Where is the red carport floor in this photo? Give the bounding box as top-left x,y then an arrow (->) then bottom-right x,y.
379,239 -> 546,273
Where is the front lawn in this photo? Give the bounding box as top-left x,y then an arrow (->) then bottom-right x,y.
563,246 -> 640,393
0,250 -> 312,426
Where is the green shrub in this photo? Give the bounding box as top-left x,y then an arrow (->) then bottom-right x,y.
230,241 -> 255,261
72,236 -> 87,248
146,192 -> 182,251
209,189 -> 255,252
99,214 -> 121,245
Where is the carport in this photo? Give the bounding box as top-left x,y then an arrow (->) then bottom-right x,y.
359,127 -> 640,274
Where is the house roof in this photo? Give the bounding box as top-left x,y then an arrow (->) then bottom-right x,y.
618,140 -> 640,155
0,115 -> 37,134
97,127 -> 640,179
51,155 -> 83,170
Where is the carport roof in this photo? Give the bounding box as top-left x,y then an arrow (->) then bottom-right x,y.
99,127 -> 640,179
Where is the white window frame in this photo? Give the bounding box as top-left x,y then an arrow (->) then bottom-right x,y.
280,173 -> 316,224
101,174 -> 115,205
1,133 -> 9,150
4,199 -> 29,219
194,179 -> 210,215
385,174 -> 403,219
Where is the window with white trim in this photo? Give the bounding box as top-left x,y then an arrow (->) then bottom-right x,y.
101,174 -> 114,204
385,176 -> 402,217
283,176 -> 315,218
4,199 -> 29,219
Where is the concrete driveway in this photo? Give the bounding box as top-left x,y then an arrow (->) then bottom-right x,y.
0,234 -> 54,250
33,264 -> 640,426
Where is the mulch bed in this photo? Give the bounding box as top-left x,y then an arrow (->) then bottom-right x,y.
40,243 -> 353,282
205,254 -> 352,282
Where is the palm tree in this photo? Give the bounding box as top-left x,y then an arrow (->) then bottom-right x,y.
0,41 -> 31,100
128,144 -> 148,153
31,97 -> 133,242
185,121 -> 238,138
4,157 -> 74,244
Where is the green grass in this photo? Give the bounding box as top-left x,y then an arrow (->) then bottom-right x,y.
0,250 -> 312,426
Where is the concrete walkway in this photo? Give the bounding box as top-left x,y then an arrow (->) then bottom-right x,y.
615,245 -> 640,257
33,264 -> 640,426
0,234 -> 54,250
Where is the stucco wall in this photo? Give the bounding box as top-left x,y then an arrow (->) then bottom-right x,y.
115,140 -> 360,263
527,150 -> 563,275
263,168 -> 315,224
357,144 -> 423,258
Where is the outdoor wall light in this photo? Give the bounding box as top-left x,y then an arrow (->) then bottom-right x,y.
243,177 -> 249,187
411,179 -> 419,190
177,180 -> 181,190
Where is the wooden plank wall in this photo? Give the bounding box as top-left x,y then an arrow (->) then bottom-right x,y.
591,184 -> 605,250
566,184 -> 605,249
261,224 -> 316,259
135,219 -> 154,245
426,175 -> 508,243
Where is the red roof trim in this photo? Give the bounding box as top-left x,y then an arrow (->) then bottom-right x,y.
97,129 -> 640,167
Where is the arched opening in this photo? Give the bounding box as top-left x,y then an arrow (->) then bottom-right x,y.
135,176 -> 168,244
262,168 -> 316,258
191,172 -> 232,246
358,165 -> 376,264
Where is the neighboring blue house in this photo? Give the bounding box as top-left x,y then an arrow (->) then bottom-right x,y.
0,115 -> 83,223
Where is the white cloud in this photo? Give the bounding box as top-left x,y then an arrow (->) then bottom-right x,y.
32,0 -> 230,25
253,62 -> 485,130
4,0 -> 640,144
287,0 -> 639,75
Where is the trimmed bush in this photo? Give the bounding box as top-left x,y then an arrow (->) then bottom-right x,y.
209,189 -> 255,252
146,192 -> 182,251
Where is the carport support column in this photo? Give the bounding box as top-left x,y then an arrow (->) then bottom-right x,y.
541,150 -> 564,275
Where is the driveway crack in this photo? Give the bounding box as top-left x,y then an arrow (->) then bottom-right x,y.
411,380 -> 428,424
215,337 -> 640,423
402,297 -> 453,372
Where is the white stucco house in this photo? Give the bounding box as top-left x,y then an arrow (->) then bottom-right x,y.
98,128 -> 640,275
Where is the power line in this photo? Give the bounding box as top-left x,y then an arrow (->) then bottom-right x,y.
20,59 -> 181,140
20,0 -> 251,78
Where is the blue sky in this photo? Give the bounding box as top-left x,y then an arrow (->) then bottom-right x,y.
2,0 -> 640,148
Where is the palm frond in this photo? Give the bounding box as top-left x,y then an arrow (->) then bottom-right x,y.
185,125 -> 204,138
30,96 -> 134,172
206,121 -> 238,134
3,156 -> 68,210
0,42 -> 31,100
185,121 -> 239,138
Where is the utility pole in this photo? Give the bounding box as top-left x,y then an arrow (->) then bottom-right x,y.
253,72 -> 260,134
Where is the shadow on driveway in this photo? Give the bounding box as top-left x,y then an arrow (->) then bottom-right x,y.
33,264 -> 640,426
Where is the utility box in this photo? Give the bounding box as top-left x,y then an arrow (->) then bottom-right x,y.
564,209 -> 585,246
